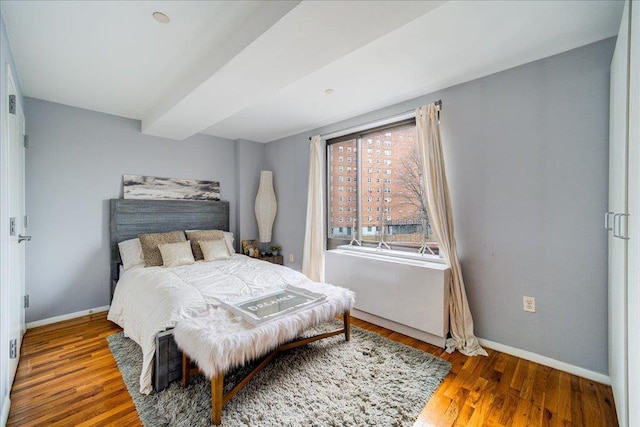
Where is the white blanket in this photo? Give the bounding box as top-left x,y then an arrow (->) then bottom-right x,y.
107,255 -> 354,394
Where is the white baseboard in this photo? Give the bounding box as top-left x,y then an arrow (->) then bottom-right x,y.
1,396 -> 10,427
26,305 -> 110,329
478,337 -> 611,385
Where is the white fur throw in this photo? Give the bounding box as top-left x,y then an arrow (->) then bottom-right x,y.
174,281 -> 354,379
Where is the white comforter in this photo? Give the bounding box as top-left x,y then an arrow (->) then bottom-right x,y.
107,255 -> 353,394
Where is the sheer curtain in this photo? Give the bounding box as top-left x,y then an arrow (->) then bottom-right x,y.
302,135 -> 325,282
416,104 -> 487,357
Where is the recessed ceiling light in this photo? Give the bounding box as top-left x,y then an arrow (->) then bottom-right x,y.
153,12 -> 170,24
324,88 -> 335,95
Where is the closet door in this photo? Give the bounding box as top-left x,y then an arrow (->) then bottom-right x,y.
608,1 -> 630,426
626,1 -> 638,425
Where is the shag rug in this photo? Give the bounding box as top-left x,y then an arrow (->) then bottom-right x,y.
107,323 -> 451,426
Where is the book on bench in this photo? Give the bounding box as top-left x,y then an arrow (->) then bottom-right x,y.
220,285 -> 326,325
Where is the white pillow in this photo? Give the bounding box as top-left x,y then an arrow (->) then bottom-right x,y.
200,239 -> 231,261
223,231 -> 236,253
159,240 -> 195,267
118,238 -> 145,271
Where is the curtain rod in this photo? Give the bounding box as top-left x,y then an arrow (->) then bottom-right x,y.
309,99 -> 442,141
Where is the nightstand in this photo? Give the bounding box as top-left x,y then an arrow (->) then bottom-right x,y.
260,255 -> 283,265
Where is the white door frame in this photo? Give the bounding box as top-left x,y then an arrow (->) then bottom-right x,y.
0,63 -> 25,426
0,63 -> 12,426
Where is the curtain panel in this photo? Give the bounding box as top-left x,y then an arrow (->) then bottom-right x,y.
416,104 -> 487,357
302,135 -> 325,282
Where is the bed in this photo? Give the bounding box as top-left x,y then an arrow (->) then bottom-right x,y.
107,199 -> 355,424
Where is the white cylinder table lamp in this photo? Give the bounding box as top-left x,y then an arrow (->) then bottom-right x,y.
255,170 -> 277,244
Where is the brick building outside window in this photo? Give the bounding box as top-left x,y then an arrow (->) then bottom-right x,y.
327,120 -> 438,253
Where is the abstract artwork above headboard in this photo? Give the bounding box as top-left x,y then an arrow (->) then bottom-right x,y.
110,199 -> 230,293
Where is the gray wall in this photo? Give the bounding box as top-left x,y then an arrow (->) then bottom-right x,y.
24,99 -> 237,322
234,140 -> 265,249
265,38 -> 614,374
263,138 -> 311,270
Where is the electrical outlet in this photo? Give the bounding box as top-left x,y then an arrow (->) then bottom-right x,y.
289,253 -> 294,262
523,296 -> 536,313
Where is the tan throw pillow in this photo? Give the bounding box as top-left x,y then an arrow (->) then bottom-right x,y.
185,230 -> 225,260
158,240 -> 195,267
200,239 -> 231,261
138,230 -> 186,267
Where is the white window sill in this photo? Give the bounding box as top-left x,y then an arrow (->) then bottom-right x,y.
329,245 -> 447,269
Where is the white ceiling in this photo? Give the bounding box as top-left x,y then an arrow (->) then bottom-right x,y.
1,1 -> 624,143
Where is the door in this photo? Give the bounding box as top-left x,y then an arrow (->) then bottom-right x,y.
6,66 -> 26,389
608,1 -> 630,426
626,2 -> 639,425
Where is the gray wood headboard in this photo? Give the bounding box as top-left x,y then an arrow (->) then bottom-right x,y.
110,199 -> 230,296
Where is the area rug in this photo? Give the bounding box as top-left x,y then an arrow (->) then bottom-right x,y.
107,322 -> 450,426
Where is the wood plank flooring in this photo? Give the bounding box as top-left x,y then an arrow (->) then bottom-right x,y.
7,312 -> 617,426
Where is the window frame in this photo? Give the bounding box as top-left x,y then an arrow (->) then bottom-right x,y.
326,119 -> 441,262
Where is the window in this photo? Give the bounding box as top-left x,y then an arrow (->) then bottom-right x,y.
327,120 -> 438,256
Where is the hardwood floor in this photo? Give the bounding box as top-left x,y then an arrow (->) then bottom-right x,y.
7,312 -> 617,426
